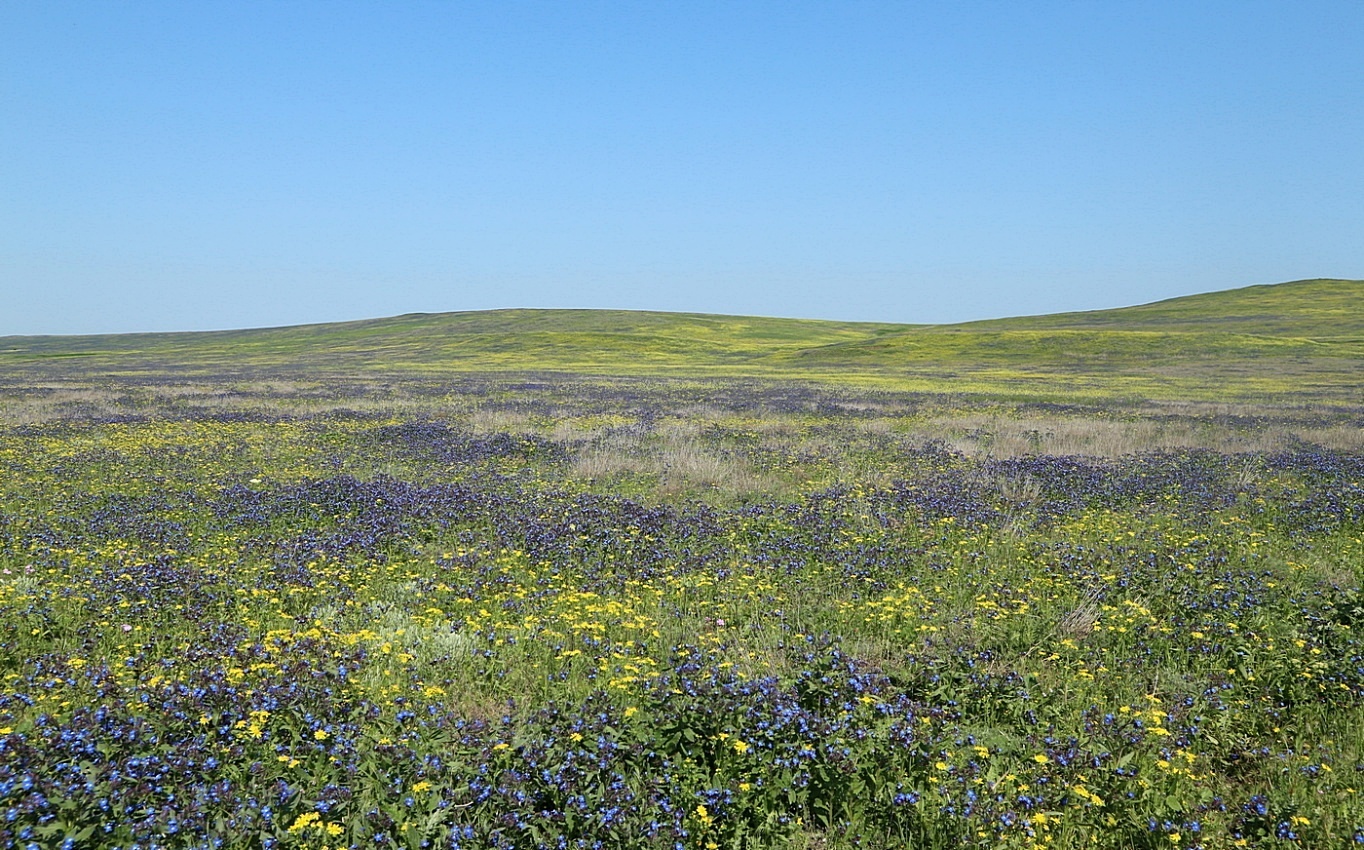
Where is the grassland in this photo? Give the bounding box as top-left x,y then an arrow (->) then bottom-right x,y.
1,279 -> 1363,849
4,278 -> 1362,402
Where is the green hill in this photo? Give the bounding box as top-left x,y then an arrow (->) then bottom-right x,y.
2,279 -> 1361,402
0,310 -> 909,373
950,277 -> 1364,335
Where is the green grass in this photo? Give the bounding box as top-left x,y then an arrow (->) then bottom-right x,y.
2,278 -> 1361,402
955,278 -> 1364,336
2,279 -> 1364,847
2,381 -> 1364,848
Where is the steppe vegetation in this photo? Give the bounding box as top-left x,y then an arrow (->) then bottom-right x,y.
1,280 -> 1363,848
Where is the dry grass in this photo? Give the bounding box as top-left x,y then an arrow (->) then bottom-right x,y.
3,377 -> 1360,473
570,422 -> 779,497
903,409 -> 1364,458
1058,588 -> 1105,640
0,386 -> 131,424
466,408 -> 536,434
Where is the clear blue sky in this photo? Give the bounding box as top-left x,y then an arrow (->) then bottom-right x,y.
3,1 -> 1362,335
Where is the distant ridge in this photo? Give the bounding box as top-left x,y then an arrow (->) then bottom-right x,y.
2,279 -> 1361,402
952,278 -> 1364,336
781,278 -> 1364,366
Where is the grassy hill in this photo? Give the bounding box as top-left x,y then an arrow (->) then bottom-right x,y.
959,277 -> 1364,335
2,278 -> 1361,402
777,278 -> 1364,399
0,310 -> 908,372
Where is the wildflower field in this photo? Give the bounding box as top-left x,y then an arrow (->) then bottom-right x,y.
2,368 -> 1363,850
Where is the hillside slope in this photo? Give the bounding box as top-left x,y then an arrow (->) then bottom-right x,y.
0,310 -> 908,371
774,279 -> 1364,395
950,278 -> 1364,336
2,279 -> 1361,402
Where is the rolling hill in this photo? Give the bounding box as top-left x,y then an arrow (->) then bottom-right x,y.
2,279 -> 1361,402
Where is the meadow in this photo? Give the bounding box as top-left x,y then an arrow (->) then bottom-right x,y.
2,280 -> 1364,849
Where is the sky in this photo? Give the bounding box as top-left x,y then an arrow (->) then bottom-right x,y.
3,1 -> 1363,336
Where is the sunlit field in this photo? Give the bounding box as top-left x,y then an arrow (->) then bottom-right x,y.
2,368 -> 1363,849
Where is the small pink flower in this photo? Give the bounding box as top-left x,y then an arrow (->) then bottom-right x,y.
122,624 -> 133,633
